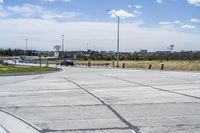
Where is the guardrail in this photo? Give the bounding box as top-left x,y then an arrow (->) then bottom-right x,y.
76,63 -> 110,67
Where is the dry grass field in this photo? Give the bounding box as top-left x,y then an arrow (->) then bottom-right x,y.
76,60 -> 200,71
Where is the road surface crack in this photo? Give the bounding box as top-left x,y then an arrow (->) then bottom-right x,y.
60,76 -> 142,133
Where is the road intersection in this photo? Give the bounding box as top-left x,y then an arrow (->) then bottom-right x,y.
0,67 -> 200,133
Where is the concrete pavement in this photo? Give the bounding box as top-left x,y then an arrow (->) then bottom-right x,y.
0,67 -> 200,133
0,110 -> 40,133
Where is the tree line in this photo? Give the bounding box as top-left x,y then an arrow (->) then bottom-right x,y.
0,48 -> 200,60
63,50 -> 200,60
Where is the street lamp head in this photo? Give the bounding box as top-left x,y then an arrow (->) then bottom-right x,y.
106,10 -> 119,18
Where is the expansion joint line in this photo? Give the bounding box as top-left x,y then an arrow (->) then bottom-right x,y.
60,76 -> 142,133
108,76 -> 200,100
42,127 -> 129,132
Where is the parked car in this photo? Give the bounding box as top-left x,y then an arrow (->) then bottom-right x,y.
60,60 -> 74,66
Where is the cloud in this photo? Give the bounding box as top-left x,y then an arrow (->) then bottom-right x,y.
108,10 -> 135,19
160,20 -> 183,26
173,20 -> 182,24
159,21 -> 172,25
0,0 -> 3,4
0,10 -> 9,17
181,24 -> 196,29
156,0 -> 163,3
133,10 -> 142,17
128,5 -> 132,8
0,18 -> 199,51
44,0 -> 71,3
0,5 -> 10,17
190,18 -> 200,23
135,5 -> 143,9
187,0 -> 200,6
6,4 -> 43,17
0,4 -> 80,20
159,21 -> 196,30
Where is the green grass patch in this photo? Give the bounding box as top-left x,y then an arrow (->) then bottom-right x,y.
0,64 -> 55,74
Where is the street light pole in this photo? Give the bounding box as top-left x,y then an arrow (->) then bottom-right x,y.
117,16 -> 120,67
62,35 -> 64,52
62,34 -> 64,59
107,10 -> 120,67
25,38 -> 28,56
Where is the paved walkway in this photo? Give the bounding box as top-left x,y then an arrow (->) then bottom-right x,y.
0,110 -> 40,133
0,67 -> 200,133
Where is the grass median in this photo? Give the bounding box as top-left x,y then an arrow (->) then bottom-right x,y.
0,64 -> 55,74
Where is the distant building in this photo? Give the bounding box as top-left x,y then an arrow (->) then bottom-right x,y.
108,51 -> 115,54
140,50 -> 147,54
54,52 -> 59,58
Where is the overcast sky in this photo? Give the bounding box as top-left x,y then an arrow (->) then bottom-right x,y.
0,0 -> 200,51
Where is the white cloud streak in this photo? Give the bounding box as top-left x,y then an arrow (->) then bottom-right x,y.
135,5 -> 143,9
187,0 -> 200,6
190,18 -> 200,23
159,20 -> 183,26
108,10 -> 135,19
156,0 -> 200,6
133,10 -> 142,17
159,21 -> 172,25
0,4 -> 80,20
173,20 -> 182,24
0,0 -> 3,4
44,0 -> 71,3
181,24 -> 196,29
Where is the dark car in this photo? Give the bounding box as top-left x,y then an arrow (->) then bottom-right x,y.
60,60 -> 74,66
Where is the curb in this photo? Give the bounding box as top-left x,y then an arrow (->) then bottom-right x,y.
0,109 -> 41,133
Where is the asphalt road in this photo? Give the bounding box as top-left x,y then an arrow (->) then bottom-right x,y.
0,67 -> 200,133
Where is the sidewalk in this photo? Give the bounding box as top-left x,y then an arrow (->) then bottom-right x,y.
0,110 -> 40,133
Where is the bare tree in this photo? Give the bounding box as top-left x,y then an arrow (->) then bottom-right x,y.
54,45 -> 61,52
167,45 -> 175,52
